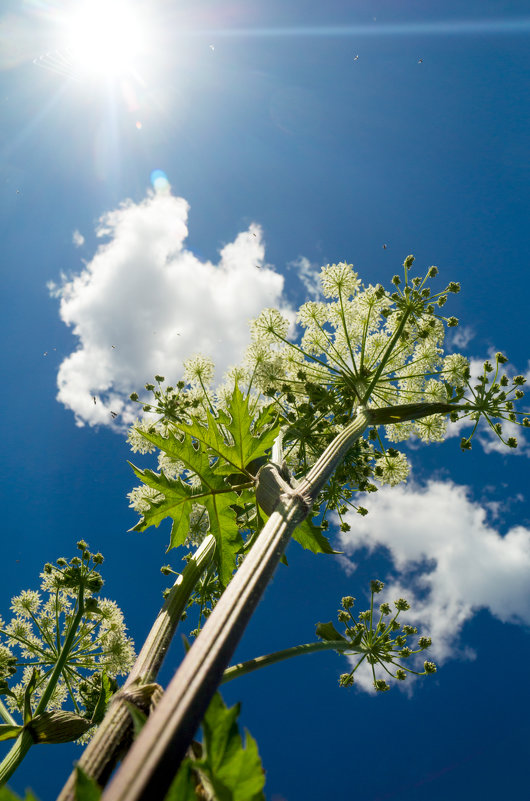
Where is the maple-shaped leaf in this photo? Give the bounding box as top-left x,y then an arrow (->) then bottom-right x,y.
194,693 -> 265,801
129,430 -> 243,586
176,385 -> 280,477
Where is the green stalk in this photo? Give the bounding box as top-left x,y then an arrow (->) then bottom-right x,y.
221,640 -> 360,684
0,729 -> 34,786
56,533 -> 216,801
100,408 -> 372,801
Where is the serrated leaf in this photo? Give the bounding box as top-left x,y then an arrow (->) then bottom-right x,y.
74,767 -> 102,801
130,431 -> 242,585
195,693 -> 265,801
292,518 -> 341,555
177,385 -> 280,477
0,789 -> 40,801
315,622 -> 347,643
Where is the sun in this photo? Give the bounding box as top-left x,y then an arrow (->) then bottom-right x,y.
63,0 -> 147,79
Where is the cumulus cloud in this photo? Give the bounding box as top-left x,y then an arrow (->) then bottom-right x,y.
51,189 -> 294,426
338,480 -> 530,689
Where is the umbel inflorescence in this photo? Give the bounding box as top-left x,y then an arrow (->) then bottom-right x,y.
329,581 -> 436,692
126,257 -> 527,603
0,543 -> 135,743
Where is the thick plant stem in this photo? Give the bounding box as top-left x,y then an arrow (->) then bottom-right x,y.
100,408 -> 372,801
221,640 -> 359,684
56,534 -> 216,801
0,729 -> 34,787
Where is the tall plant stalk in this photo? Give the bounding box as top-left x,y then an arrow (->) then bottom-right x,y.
101,402 -> 453,801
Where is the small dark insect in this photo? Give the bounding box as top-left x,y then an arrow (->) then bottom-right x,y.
418,58 -> 423,64
353,55 -> 359,61
382,244 -> 387,250
93,396 -> 97,405
43,351 -> 48,356
111,344 -> 116,349
110,411 -> 118,419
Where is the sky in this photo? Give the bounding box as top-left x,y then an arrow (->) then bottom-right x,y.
1,1 -> 530,799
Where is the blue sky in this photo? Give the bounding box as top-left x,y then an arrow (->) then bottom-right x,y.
1,1 -> 530,799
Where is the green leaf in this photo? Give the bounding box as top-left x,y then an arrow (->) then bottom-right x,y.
74,767 -> 102,801
0,789 -> 39,801
23,669 -> 38,725
90,673 -> 118,726
0,724 -> 22,742
292,518 -> 341,555
315,622 -> 347,643
164,759 -> 198,801
130,432 -> 243,585
124,701 -> 148,737
178,386 -> 280,477
194,693 -> 265,801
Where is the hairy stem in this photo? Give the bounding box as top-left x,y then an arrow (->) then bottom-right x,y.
221,640 -> 360,684
0,729 -> 34,787
100,408 -> 372,801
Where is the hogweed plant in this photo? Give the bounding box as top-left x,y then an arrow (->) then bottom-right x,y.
0,543 -> 134,787
2,258 -> 526,800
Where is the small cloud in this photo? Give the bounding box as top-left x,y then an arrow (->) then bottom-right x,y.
288,256 -> 321,299
72,230 -> 85,247
450,325 -> 474,350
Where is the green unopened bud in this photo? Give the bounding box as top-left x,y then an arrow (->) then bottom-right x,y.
427,266 -> 438,278
338,610 -> 350,623
380,603 -> 391,615
154,375 -> 165,383
374,679 -> 390,692
418,636 -> 432,649
357,507 -> 369,516
424,661 -> 437,674
341,596 -> 355,609
129,392 -> 139,401
396,669 -> 407,681
495,352 -> 508,364
371,580 -> 384,594
447,317 -> 459,327
507,437 -> 517,448
339,673 -> 355,687
403,255 -> 415,269
460,437 -> 472,451
447,282 -> 460,293
513,375 -> 526,386
399,647 -> 412,658
27,711 -> 93,744
394,598 -> 410,611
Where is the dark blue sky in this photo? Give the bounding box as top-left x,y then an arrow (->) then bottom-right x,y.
1,2 -> 529,799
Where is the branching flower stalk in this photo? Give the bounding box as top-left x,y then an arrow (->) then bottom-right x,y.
221,581 -> 435,691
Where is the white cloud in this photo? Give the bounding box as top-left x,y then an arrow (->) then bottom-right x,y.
72,230 -> 85,247
52,190 -> 293,426
450,325 -> 474,350
338,480 -> 530,689
287,256 -> 322,299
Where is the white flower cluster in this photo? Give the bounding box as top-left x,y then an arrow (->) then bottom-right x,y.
0,561 -> 135,719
